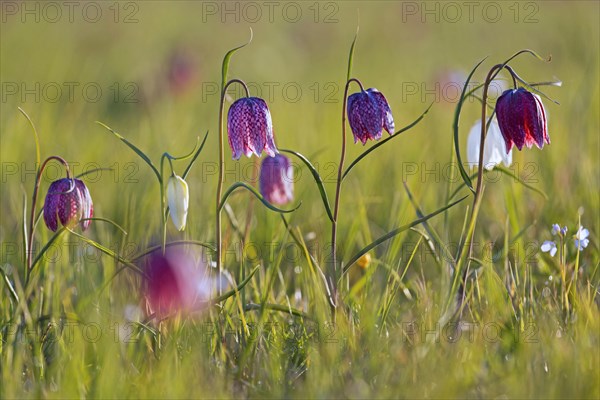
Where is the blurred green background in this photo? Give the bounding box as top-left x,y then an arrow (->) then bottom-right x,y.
1,1 -> 598,398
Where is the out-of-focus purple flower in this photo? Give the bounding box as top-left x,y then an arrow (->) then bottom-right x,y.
43,178 -> 93,232
574,226 -> 590,250
167,50 -> 197,95
227,97 -> 277,160
259,154 -> 294,205
145,250 -> 212,318
347,88 -> 395,144
495,88 -> 550,153
551,224 -> 561,235
540,241 -> 557,257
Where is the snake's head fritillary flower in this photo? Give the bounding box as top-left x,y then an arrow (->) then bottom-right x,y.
227,97 -> 277,160
166,174 -> 189,231
259,154 -> 294,205
495,88 -> 549,153
43,178 -> 93,232
467,118 -> 512,170
145,250 -> 212,318
347,88 -> 395,145
574,226 -> 590,250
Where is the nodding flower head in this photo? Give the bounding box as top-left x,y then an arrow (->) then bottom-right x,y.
227,97 -> 277,160
259,154 -> 294,205
347,88 -> 395,145
43,178 -> 93,232
145,249 -> 212,318
166,174 -> 189,231
495,88 -> 549,153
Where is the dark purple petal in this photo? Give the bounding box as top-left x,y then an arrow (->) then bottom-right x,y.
347,88 -> 394,145
43,179 -> 73,232
368,89 -> 395,135
227,97 -> 278,159
495,88 -> 550,153
43,178 -> 92,232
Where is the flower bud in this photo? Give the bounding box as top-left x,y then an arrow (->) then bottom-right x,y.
167,174 -> 189,231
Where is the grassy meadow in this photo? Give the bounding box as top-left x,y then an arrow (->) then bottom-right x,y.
1,1 -> 599,398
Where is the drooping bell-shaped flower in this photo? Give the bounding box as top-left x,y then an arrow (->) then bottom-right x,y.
43,178 -> 93,232
347,88 -> 395,144
467,118 -> 512,170
227,97 -> 278,159
495,88 -> 550,152
145,249 -> 212,318
166,174 -> 189,231
259,154 -> 294,205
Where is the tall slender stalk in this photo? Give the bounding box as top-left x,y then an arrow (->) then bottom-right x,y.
330,77 -> 365,316
215,78 -> 250,291
26,156 -> 71,282
455,64 -> 518,311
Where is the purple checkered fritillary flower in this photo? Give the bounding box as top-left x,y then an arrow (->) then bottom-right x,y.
347,88 -> 395,145
43,178 -> 93,232
495,88 -> 550,152
259,154 -> 294,205
227,97 -> 277,160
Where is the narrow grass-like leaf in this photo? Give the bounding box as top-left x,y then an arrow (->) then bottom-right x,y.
132,240 -> 216,262
346,26 -> 359,81
453,57 -> 487,193
182,131 -> 209,179
219,181 -> 301,214
67,230 -> 146,277
81,217 -> 128,235
209,266 -> 259,304
342,102 -> 433,180
244,302 -> 310,319
18,107 -> 41,168
280,149 -> 333,221
342,195 -> 468,276
95,121 -> 161,181
221,28 -> 253,89
448,167 -> 548,201
162,136 -> 201,162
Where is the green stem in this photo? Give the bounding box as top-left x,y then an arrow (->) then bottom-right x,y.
216,78 -> 250,292
26,156 -> 71,283
330,77 -> 365,316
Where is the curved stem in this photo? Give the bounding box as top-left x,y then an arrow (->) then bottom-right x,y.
216,78 -> 250,291
26,156 -> 71,281
329,77 -> 365,314
457,63 -> 505,310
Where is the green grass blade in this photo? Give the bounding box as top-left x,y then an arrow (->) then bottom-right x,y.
95,121 -> 161,181
342,102 -> 433,180
347,26 -> 359,81
18,107 -> 41,168
209,266 -> 259,304
342,195 -> 468,276
219,181 -> 301,214
280,149 -> 334,222
221,28 -> 253,89
453,57 -> 487,194
182,131 -> 209,180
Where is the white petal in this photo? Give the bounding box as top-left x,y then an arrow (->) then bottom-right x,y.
167,175 -> 189,231
550,247 -> 557,257
467,120 -> 482,169
540,241 -> 555,253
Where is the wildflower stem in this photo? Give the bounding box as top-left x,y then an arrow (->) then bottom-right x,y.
26,156 -> 71,283
330,77 -> 365,316
216,78 -> 251,291
456,63 -> 506,310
